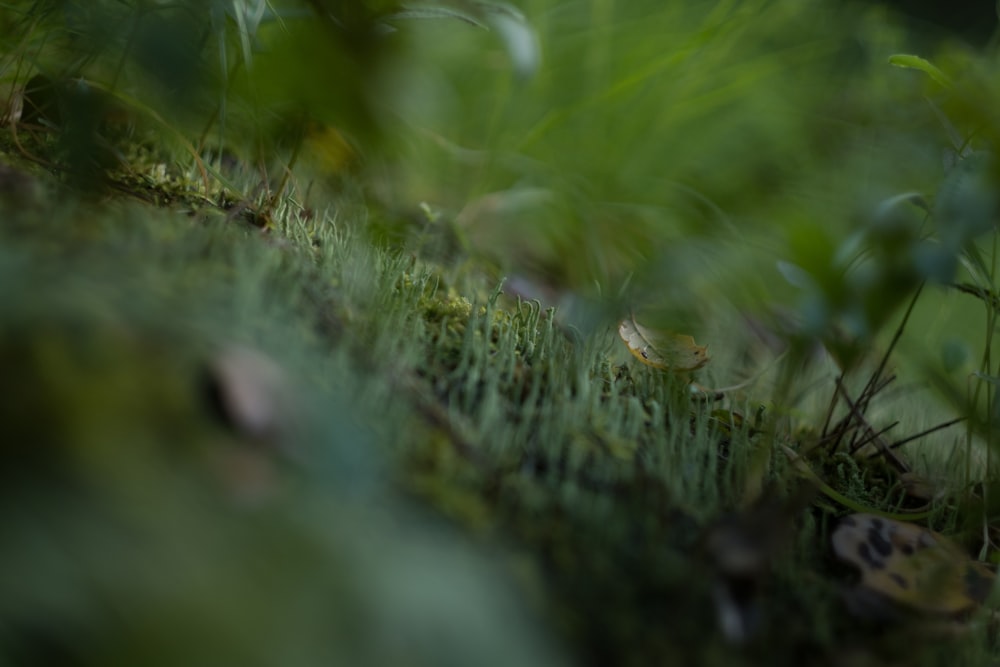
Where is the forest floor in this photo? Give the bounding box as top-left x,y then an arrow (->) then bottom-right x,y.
1,92 -> 999,667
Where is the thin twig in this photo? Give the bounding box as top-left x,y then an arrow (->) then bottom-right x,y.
834,377 -> 909,473
820,374 -> 841,441
848,374 -> 896,452
849,420 -> 899,455
856,284 -> 924,416
856,378 -> 899,424
877,416 -> 966,454
951,282 -> 1000,310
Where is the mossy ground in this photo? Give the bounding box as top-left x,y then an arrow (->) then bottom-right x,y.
2,3 -> 1000,662
1,115 -> 997,667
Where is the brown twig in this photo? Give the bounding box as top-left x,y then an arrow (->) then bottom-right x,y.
846,375 -> 896,452
833,376 -> 909,473
849,420 -> 899,455
875,416 -> 966,456
858,284 -> 924,413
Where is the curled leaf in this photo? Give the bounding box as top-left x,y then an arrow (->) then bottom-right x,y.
618,316 -> 709,372
832,513 -> 996,615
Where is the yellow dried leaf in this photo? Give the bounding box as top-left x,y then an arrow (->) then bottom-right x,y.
832,513 -> 996,614
618,316 -> 710,372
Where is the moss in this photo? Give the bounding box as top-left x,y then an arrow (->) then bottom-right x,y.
1,54 -> 999,667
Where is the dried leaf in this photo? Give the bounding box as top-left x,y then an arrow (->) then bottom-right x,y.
832,513 -> 996,615
618,316 -> 709,372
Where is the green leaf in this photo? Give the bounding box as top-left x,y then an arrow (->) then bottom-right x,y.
390,2 -> 540,78
888,54 -> 952,88
935,151 -> 999,247
479,5 -> 540,80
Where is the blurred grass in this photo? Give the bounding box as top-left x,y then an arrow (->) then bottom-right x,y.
379,2 -> 915,292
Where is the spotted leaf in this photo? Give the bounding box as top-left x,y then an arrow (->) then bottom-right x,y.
832,513 -> 996,615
